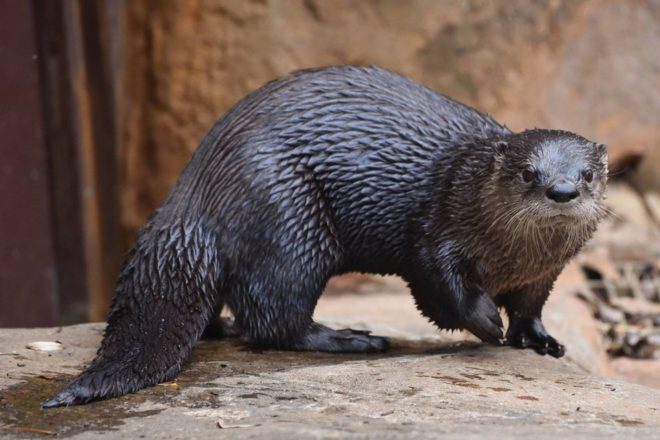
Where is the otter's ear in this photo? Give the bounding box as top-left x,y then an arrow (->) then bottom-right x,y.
596,143 -> 607,157
493,140 -> 508,157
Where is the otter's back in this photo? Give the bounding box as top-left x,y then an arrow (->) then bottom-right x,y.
171,66 -> 510,268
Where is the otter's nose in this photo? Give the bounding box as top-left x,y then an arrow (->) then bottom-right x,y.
546,181 -> 579,203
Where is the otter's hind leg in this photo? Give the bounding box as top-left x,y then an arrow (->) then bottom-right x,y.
226,237 -> 388,353
228,171 -> 387,353
43,222 -> 222,407
229,267 -> 388,353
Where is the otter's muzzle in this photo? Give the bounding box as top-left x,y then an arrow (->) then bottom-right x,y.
545,180 -> 579,203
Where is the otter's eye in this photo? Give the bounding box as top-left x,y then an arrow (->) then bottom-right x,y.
582,169 -> 594,183
522,169 -> 536,183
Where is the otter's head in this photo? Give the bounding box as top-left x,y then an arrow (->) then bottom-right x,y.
491,129 -> 608,227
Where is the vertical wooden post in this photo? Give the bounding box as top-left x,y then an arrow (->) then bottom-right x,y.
34,0 -> 89,324
59,0 -> 123,322
0,1 -> 124,326
0,0 -> 59,326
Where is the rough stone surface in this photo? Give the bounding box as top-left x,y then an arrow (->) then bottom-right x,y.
1,281 -> 659,439
119,0 -> 660,239
610,358 -> 660,390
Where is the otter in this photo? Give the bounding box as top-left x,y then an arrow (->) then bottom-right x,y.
44,66 -> 607,407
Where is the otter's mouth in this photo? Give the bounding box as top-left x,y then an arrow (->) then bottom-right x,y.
540,205 -> 594,226
550,213 -> 578,225
551,211 -> 576,219
529,203 -> 584,225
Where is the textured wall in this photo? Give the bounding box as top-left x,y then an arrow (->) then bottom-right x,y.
119,0 -> 660,239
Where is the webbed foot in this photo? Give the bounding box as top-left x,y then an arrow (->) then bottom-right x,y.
506,316 -> 565,358
288,323 -> 389,353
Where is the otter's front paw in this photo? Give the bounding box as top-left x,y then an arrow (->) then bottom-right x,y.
462,292 -> 504,345
506,316 -> 565,358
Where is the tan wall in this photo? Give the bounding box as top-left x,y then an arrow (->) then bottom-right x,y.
118,0 -> 660,240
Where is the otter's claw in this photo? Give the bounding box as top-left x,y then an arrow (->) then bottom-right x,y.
506,316 -> 565,358
462,292 -> 504,345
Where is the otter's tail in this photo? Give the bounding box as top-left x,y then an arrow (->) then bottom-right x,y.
43,220 -> 222,408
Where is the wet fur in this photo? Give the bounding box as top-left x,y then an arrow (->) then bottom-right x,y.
45,66 -> 606,407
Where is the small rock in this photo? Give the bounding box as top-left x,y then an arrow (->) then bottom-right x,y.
610,297 -> 660,316
624,332 -> 660,359
596,302 -> 625,324
623,332 -> 642,348
216,420 -> 256,429
26,341 -> 62,352
38,374 -> 61,380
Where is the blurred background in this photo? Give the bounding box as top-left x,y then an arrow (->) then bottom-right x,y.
1,0 -> 659,360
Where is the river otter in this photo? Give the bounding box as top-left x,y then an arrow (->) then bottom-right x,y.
44,66 -> 607,407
